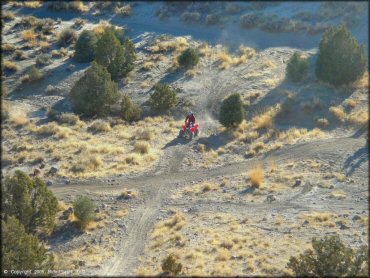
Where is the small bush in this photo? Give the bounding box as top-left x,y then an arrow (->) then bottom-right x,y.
249,165 -> 263,188
316,25 -> 368,86
286,52 -> 309,82
57,28 -> 77,46
134,141 -> 150,154
162,254 -> 182,276
27,65 -> 43,82
121,94 -> 141,122
178,47 -> 199,68
73,196 -> 96,226
149,83 -> 177,114
240,13 -> 262,29
70,62 -> 119,116
219,93 -> 245,127
36,54 -> 52,66
287,235 -> 368,276
74,30 -> 98,62
181,12 -> 201,23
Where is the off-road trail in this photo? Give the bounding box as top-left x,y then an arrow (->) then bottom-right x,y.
49,135 -> 367,276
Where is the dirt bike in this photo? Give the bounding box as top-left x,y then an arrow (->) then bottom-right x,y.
178,122 -> 199,140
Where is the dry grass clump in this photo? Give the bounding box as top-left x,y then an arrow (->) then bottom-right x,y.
353,71 -> 369,89
39,41 -> 50,52
329,190 -> 346,200
121,189 -> 138,199
134,141 -> 150,154
89,120 -> 111,133
303,212 -> 335,224
21,29 -> 37,41
3,11 -> 16,21
278,127 -> 323,144
125,153 -> 141,165
329,106 -> 346,122
3,61 -> 20,72
116,208 -> 129,218
2,43 -> 15,53
58,113 -> 79,125
135,128 -> 154,141
71,154 -> 103,173
93,20 -> 111,34
260,59 -> 276,69
253,113 -> 273,129
9,110 -> 29,127
115,4 -> 132,16
345,99 -> 357,109
348,110 -> 368,126
23,1 -> 43,8
163,212 -> 186,230
143,61 -> 155,70
249,164 -> 264,188
35,122 -> 73,139
197,43 -> 211,57
149,36 -> 189,53
316,118 -> 329,127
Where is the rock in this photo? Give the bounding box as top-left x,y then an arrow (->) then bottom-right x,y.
303,220 -> 309,225
39,163 -> 45,169
94,208 -> 100,213
342,214 -> 349,218
46,180 -> 53,186
48,166 -> 58,176
33,168 -> 41,176
78,260 -> 86,267
101,204 -> 108,209
336,221 -> 350,230
266,194 -> 276,202
293,179 -> 301,187
352,215 -> 361,221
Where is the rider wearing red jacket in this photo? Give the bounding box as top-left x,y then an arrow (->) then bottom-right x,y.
185,111 -> 195,128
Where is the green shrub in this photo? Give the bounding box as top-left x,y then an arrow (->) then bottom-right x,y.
70,61 -> 119,116
161,254 -> 182,276
27,65 -> 43,82
286,52 -> 309,82
57,27 -> 77,47
36,54 -> 52,67
178,47 -> 199,68
219,93 -> 245,127
287,235 -> 369,276
74,30 -> 98,63
149,83 -> 177,113
121,94 -> 142,122
73,196 -> 95,225
2,216 -> 54,270
2,170 -> 59,233
95,27 -> 136,80
315,25 -> 367,86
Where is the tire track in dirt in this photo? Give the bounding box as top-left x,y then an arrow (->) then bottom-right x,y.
49,136 -> 366,276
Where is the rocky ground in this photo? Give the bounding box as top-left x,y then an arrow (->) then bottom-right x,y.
1,1 -> 369,276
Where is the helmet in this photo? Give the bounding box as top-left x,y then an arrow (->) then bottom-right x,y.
188,111 -> 193,116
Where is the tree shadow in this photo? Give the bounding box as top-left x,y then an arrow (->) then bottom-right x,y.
343,145 -> 368,176
49,221 -> 84,246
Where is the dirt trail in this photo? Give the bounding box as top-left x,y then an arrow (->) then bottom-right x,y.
49,135 -> 367,276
